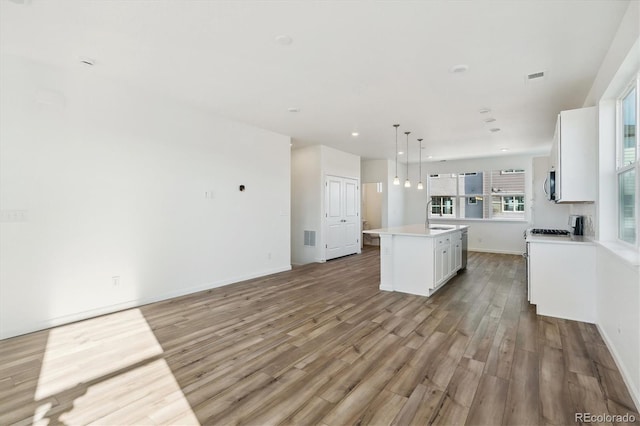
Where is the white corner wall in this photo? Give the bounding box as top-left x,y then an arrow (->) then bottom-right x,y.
0,54 -> 291,339
595,248 -> 640,410
291,145 -> 360,265
586,1 -> 640,410
291,145 -> 322,265
361,159 -> 405,228
531,156 -> 571,230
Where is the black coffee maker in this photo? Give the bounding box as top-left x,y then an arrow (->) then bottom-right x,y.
570,215 -> 585,236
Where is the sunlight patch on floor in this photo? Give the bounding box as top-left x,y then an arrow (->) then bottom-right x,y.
32,308 -> 198,424
58,358 -> 199,425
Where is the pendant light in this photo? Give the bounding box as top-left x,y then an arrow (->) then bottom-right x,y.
393,124 -> 400,185
404,131 -> 411,188
417,138 -> 424,190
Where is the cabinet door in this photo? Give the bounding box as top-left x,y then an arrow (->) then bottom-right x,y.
441,246 -> 450,281
434,247 -> 444,286
554,107 -> 597,202
452,232 -> 462,271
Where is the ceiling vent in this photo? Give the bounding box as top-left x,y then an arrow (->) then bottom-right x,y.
526,71 -> 545,81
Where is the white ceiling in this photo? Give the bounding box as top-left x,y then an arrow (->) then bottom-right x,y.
0,0 -> 631,162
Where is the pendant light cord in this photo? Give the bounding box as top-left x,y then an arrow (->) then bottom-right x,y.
394,124 -> 399,177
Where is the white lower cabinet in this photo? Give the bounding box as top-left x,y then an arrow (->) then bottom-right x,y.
433,232 -> 461,289
528,240 -> 596,323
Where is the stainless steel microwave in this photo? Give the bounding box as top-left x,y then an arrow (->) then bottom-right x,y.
544,170 -> 557,201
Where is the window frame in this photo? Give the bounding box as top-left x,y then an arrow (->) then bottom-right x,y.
430,196 -> 456,217
501,195 -> 525,213
427,169 -> 526,221
615,74 -> 640,248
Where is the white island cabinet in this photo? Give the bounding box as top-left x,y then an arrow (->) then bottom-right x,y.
364,224 -> 468,297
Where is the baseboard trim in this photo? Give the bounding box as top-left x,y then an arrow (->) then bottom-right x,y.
0,264 -> 292,340
468,248 -> 524,255
596,323 -> 640,411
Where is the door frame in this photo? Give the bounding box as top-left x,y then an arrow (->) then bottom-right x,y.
322,174 -> 361,261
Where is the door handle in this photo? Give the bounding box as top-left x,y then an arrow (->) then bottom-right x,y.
543,177 -> 549,196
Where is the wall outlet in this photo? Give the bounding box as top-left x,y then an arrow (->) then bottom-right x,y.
0,210 -> 28,223
112,276 -> 120,287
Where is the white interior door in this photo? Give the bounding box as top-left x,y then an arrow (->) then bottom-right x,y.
343,178 -> 359,254
325,177 -> 345,260
325,175 -> 360,260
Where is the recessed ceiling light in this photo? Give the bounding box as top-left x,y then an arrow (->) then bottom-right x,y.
351,132 -> 359,137
428,155 -> 433,159
484,118 -> 496,123
479,108 -> 491,114
490,128 -> 501,132
275,35 -> 293,46
79,57 -> 95,66
501,148 -> 509,152
398,151 -> 404,155
287,107 -> 300,113
450,64 -> 469,74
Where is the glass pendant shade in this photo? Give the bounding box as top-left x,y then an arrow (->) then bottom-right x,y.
404,179 -> 411,188
417,181 -> 424,190
393,176 -> 400,185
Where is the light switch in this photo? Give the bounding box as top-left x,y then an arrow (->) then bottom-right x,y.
0,210 -> 28,223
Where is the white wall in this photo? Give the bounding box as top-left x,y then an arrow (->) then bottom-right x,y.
291,145 -> 322,265
362,184 -> 382,230
0,54 -> 291,339
291,145 -> 360,264
585,1 -> 640,410
596,247 -> 640,409
403,155 -> 534,254
531,156 -> 571,230
361,159 -> 406,228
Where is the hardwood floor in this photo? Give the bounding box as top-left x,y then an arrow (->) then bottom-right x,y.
1,248 -> 638,425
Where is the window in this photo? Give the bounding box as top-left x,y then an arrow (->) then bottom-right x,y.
427,169 -> 525,220
617,75 -> 639,245
501,196 -> 525,212
430,196 -> 455,217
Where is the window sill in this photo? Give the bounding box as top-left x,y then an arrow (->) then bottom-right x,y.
596,240 -> 640,268
428,218 -> 529,224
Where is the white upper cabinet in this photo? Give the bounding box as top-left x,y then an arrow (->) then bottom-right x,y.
550,106 -> 597,203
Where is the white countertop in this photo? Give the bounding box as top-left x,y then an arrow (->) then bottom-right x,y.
526,232 -> 594,245
363,224 -> 468,237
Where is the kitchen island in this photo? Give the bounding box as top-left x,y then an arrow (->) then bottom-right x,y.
363,224 -> 469,297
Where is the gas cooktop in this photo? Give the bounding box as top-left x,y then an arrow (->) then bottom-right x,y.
530,228 -> 571,236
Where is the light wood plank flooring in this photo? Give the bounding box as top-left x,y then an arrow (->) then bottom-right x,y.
1,248 -> 638,425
